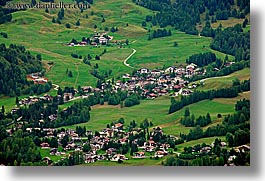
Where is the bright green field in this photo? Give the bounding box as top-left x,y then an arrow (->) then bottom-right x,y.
195,68 -> 250,91
0,89 -> 57,113
0,0 -> 233,89
176,136 -> 226,152
61,91 -> 250,136
39,148 -> 63,162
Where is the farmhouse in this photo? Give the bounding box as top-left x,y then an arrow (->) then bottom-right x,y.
137,68 -> 150,74
63,93 -> 74,102
27,73 -> 48,84
98,36 -> 108,44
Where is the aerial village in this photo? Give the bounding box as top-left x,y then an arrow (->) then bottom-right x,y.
6,29 -> 242,166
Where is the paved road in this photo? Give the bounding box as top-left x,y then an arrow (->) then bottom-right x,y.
123,48 -> 136,68
200,75 -> 232,82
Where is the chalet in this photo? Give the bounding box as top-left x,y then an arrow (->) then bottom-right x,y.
151,69 -> 161,76
86,130 -> 93,136
176,68 -> 185,75
158,89 -> 167,96
98,36 -> 108,44
90,143 -> 102,151
182,89 -> 193,96
34,77 -> 48,85
118,138 -> 128,144
147,93 -> 157,99
63,93 -> 73,102
133,152 -> 145,159
111,154 -> 128,161
113,123 -> 123,130
70,133 -> 80,141
160,143 -> 170,150
165,66 -> 177,73
173,85 -> 182,91
82,86 -> 92,93
225,62 -> 235,67
75,147 -> 82,152
11,108 -> 20,114
48,114 -> 57,121
221,142 -> 227,147
144,140 -> 157,147
106,148 -> 117,155
213,67 -> 219,71
40,142 -> 50,149
155,150 -> 168,158
58,132 -> 66,140
99,131 -> 108,138
228,155 -> 237,163
91,42 -> 97,46
42,157 -> 52,165
85,153 -> 98,163
50,148 -> 60,156
137,68 -> 150,74
79,41 -> 87,46
235,145 -> 250,153
122,74 -> 130,79
65,142 -> 76,151
200,146 -> 212,153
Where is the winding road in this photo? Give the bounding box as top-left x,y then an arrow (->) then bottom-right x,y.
200,75 -> 232,82
123,48 -> 136,68
52,83 -> 60,91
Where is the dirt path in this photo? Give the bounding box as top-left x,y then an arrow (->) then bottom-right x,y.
73,63 -> 80,89
123,48 -> 136,68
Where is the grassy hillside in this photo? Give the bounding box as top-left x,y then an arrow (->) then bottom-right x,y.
0,0 -> 233,89
195,68 -> 250,91
176,136 -> 226,152
61,91 -> 250,136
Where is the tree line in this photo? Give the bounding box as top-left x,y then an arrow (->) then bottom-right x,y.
210,24 -> 250,61
169,79 -> 250,114
200,22 -> 250,62
165,98 -> 250,166
179,98 -> 250,143
180,107 -> 212,127
148,29 -> 172,40
0,130 -> 44,166
0,2 -> 15,24
188,60 -> 250,82
186,52 -> 219,67
133,0 -> 249,35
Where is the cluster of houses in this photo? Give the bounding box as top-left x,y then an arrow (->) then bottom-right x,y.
90,64 -> 203,100
17,94 -> 53,107
66,32 -> 114,47
29,64 -> 203,106
27,73 -> 49,85
112,64 -> 203,98
37,122 -> 177,165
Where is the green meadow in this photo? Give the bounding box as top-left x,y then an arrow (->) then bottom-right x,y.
195,68 -> 250,91
0,0 -> 250,159
61,91 -> 250,136
175,136 -> 226,152
0,0 -> 233,90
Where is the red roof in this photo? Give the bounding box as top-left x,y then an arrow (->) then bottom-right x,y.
149,93 -> 157,97
174,85 -> 182,89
